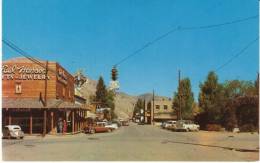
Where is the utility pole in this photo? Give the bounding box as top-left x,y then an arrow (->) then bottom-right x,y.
178,70 -> 182,120
43,61 -> 48,137
143,99 -> 146,124
152,89 -> 155,125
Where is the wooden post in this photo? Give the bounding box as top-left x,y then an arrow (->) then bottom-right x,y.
84,111 -> 86,127
80,110 -> 82,131
72,110 -> 75,133
76,110 -> 79,132
74,110 -> 78,132
51,111 -> 54,134
30,110 -> 33,135
78,110 -> 81,131
8,109 -> 11,125
43,109 -> 47,136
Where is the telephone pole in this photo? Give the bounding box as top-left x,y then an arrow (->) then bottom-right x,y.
152,89 -> 155,125
43,61 -> 48,137
178,70 -> 182,120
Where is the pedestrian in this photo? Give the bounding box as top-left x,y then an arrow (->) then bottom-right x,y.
63,120 -> 67,134
58,118 -> 63,134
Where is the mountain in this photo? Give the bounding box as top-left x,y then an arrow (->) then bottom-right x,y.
79,76 -> 171,119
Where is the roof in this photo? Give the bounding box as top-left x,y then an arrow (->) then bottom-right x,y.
2,97 -> 90,110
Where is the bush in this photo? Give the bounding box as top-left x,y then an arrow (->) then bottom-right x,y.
239,124 -> 257,132
206,124 -> 222,131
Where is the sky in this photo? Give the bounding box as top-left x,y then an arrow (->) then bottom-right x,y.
2,0 -> 259,100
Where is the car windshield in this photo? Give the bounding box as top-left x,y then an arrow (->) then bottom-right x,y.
13,127 -> 20,130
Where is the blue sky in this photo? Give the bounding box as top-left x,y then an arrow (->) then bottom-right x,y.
3,0 -> 259,100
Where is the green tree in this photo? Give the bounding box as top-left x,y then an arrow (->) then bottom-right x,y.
133,99 -> 143,117
198,71 -> 224,124
173,78 -> 194,120
106,90 -> 117,120
95,76 -> 107,107
255,73 -> 259,96
95,76 -> 118,120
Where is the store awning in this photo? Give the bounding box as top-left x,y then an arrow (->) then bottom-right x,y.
2,97 -> 90,110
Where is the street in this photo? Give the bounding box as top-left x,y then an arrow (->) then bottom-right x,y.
2,123 -> 259,161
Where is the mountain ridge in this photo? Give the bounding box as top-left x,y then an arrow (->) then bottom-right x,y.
80,76 -> 171,119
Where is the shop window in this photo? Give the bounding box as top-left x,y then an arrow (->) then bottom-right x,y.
15,83 -> 22,94
164,105 -> 168,110
156,105 -> 160,109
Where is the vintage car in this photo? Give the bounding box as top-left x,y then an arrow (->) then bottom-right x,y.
121,120 -> 129,126
165,121 -> 177,130
162,121 -> 176,129
105,122 -> 119,130
3,125 -> 24,139
176,120 -> 200,132
84,123 -> 112,134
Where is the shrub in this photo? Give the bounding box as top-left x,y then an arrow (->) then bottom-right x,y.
206,124 -> 222,131
239,124 -> 257,132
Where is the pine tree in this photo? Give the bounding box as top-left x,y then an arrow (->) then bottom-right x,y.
173,78 -> 194,120
95,76 -> 107,107
95,76 -> 118,120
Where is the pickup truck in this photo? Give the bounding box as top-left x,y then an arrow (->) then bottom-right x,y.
176,120 -> 200,132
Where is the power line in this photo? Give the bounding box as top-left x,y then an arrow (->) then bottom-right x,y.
114,27 -> 179,66
181,15 -> 258,31
2,39 -> 58,75
114,15 -> 258,67
3,39 -> 46,67
215,37 -> 259,72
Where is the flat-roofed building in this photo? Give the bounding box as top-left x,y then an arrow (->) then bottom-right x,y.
2,57 -> 89,135
145,97 -> 177,124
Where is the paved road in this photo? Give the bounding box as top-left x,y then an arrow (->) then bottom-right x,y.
2,123 -> 259,161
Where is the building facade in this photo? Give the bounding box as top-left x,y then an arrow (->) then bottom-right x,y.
144,98 -> 177,124
2,57 -> 88,135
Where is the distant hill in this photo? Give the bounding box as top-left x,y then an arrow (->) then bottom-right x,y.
79,76 -> 171,119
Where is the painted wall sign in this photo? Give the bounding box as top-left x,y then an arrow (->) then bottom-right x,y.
2,64 -> 50,80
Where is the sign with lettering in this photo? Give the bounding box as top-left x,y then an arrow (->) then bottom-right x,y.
57,68 -> 68,85
2,64 -> 50,80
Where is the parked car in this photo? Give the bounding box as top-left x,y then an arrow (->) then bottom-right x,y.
121,120 -> 129,126
3,125 -> 24,139
112,120 -> 122,127
84,123 -> 112,134
176,120 -> 200,132
162,121 -> 176,129
105,122 -> 119,130
165,121 -> 177,130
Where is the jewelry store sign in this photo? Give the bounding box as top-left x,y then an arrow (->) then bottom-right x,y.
2,64 -> 50,80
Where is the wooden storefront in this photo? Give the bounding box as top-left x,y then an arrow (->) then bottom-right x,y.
2,57 -> 89,135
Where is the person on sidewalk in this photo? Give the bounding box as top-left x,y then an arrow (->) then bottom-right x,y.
63,120 -> 67,134
58,118 -> 63,134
